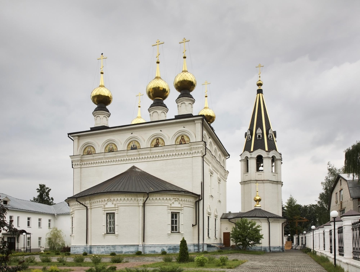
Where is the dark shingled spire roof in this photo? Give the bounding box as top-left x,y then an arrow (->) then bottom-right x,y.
243,87 -> 278,153
67,166 -> 198,200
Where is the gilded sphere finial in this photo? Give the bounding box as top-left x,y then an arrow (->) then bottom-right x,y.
91,54 -> 113,106
257,79 -> 263,89
199,107 -> 216,124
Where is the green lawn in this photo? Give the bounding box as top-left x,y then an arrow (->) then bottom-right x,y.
306,252 -> 345,272
143,260 -> 247,269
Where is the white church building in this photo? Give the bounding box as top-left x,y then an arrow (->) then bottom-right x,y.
66,41 -> 285,254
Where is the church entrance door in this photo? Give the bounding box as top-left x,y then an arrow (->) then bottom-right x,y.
223,232 -> 230,247
7,237 -> 15,251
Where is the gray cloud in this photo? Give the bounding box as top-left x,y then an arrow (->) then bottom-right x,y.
1,0 -> 359,210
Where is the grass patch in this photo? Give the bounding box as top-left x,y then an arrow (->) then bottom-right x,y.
143,259 -> 246,269
306,252 -> 345,272
27,262 -> 116,267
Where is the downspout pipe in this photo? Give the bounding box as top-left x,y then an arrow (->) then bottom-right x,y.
76,198 -> 88,246
201,118 -> 207,252
143,193 -> 150,244
267,217 -> 271,252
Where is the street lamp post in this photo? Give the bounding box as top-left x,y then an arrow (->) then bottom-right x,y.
303,231 -> 306,246
311,225 -> 315,253
330,210 -> 339,267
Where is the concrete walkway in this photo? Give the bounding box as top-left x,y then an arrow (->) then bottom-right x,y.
229,250 -> 326,272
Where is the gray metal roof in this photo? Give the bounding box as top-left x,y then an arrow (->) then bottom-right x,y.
338,174 -> 360,198
67,165 -> 199,200
221,208 -> 283,219
0,193 -> 70,215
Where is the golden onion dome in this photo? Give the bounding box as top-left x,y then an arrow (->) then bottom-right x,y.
131,116 -> 145,124
199,83 -> 215,124
91,54 -> 113,106
146,61 -> 170,100
174,56 -> 197,92
254,183 -> 262,207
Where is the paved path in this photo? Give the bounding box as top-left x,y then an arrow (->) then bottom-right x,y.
229,250 -> 326,272
27,250 -> 326,272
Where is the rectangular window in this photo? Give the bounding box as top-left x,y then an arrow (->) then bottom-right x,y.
215,218 -> 217,238
207,216 -> 210,238
9,215 -> 13,226
38,237 -> 42,247
38,218 -> 42,228
335,192 -> 338,203
340,189 -> 343,201
27,217 -> 31,227
171,212 -> 180,233
17,216 -> 20,227
27,237 -> 31,247
106,213 -> 115,234
48,219 -> 51,229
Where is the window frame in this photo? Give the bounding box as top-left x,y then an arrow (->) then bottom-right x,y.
38,218 -> 42,228
38,237 -> 42,247
27,217 -> 31,228
27,236 -> 31,247
106,213 -> 115,234
171,212 -> 180,233
48,219 -> 51,229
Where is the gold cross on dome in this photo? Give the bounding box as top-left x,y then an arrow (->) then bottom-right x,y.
152,39 -> 164,62
136,92 -> 144,106
202,81 -> 211,95
256,63 -> 264,77
97,53 -> 107,72
179,38 -> 190,57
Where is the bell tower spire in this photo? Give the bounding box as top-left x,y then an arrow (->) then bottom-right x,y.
240,65 -> 282,216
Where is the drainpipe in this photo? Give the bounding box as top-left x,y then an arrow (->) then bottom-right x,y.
76,198 -> 88,246
192,196 -> 201,227
201,118 -> 207,252
267,217 -> 271,252
142,193 -> 150,244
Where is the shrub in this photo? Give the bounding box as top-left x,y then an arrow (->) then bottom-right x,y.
73,255 -> 85,263
203,251 -> 208,254
46,228 -> 65,251
195,255 -> 208,267
157,267 -> 184,272
42,266 -> 47,271
188,256 -> 195,262
48,266 -> 60,272
219,256 -> 228,266
110,252 -> 116,256
83,252 -> 88,256
31,270 -> 43,272
56,257 -> 66,264
40,256 -> 52,263
26,256 -> 36,263
178,238 -> 189,263
135,251 -> 142,255
230,218 -> 264,250
111,256 -> 123,263
87,265 -> 117,272
90,255 -> 102,265
161,250 -> 167,255
64,252 -> 70,256
54,251 -> 60,255
232,258 -> 238,261
163,256 -> 173,263
207,256 -> 215,263
10,256 -> 21,264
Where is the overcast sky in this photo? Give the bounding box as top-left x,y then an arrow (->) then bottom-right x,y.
1,1 -> 359,212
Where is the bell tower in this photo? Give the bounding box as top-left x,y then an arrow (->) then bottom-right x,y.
240,64 -> 282,216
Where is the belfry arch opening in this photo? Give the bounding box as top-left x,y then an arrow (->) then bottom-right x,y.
256,155 -> 263,172
245,157 -> 249,173
272,156 -> 276,173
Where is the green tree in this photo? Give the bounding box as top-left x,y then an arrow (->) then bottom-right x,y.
284,195 -> 301,236
46,227 -> 65,251
0,197 -> 23,272
344,141 -> 360,179
31,184 -> 54,205
178,237 -> 189,262
230,218 -> 263,250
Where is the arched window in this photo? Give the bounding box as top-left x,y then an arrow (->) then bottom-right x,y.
271,156 -> 276,173
245,157 -> 249,173
256,155 -> 263,172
